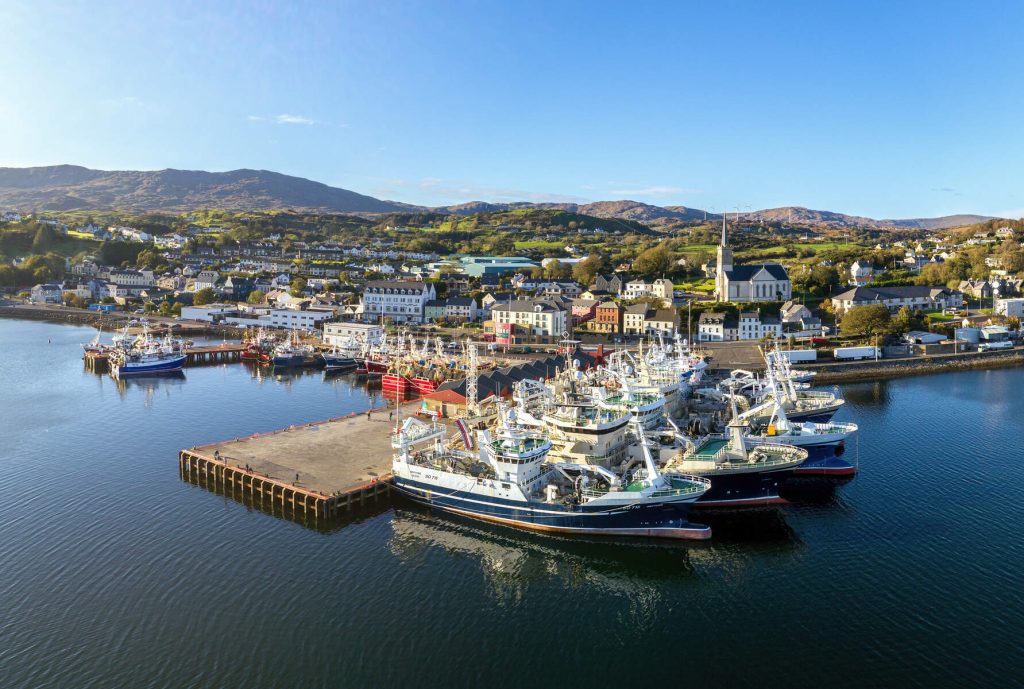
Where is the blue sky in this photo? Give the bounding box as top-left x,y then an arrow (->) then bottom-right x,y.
1,0 -> 1023,218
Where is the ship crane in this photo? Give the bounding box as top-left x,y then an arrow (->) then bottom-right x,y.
465,339 -> 478,417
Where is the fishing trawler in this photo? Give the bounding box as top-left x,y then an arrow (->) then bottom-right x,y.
390,408 -> 713,539
108,323 -> 187,377
513,373 -> 632,466
270,331 -> 316,368
382,337 -> 475,397
739,387 -> 858,477
321,337 -> 363,370
658,397 -> 808,507
241,327 -> 275,363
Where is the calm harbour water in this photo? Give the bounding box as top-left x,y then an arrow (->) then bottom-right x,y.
1,318 -> 1022,689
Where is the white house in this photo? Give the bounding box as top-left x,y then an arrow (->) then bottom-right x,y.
623,304 -> 652,335
697,312 -> 736,342
108,269 -> 155,287
996,298 -> 1024,319
737,312 -> 783,341
849,260 -> 875,286
361,280 -> 437,324
444,297 -> 478,322
29,284 -> 64,304
490,299 -> 567,337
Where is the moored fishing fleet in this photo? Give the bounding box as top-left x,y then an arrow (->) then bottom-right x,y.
80,321 -> 859,542
391,337 -> 859,540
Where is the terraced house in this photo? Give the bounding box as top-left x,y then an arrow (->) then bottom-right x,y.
490,299 -> 567,337
361,280 -> 436,324
830,285 -> 964,316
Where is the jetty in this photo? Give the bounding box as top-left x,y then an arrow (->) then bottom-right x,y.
179,404 -> 437,520
85,342 -> 245,371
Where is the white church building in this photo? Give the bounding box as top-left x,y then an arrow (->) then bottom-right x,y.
714,217 -> 792,303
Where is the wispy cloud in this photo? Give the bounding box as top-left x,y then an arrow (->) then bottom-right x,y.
995,207 -> 1024,219
247,113 -> 317,125
608,185 -> 700,197
101,95 -> 151,110
932,186 -> 962,197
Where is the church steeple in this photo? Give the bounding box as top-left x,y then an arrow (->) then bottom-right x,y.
717,213 -> 733,273
715,212 -> 734,301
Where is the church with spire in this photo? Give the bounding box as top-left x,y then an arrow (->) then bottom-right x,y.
714,215 -> 792,302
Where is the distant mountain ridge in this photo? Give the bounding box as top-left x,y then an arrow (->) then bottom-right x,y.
0,165 -> 412,213
0,165 -> 998,229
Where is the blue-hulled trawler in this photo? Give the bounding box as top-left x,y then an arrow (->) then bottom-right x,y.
658,397 -> 808,507
321,337 -> 364,370
391,407 -> 713,540
271,331 -> 317,367
738,380 -> 858,477
108,321 -> 186,377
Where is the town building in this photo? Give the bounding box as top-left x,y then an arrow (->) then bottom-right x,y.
589,301 -> 623,334
623,303 -> 652,335
697,312 -> 736,342
996,298 -> 1024,319
714,217 -> 792,302
29,284 -> 64,304
830,286 -> 964,316
490,299 -> 567,338
361,280 -> 436,324
322,322 -> 384,347
444,297 -> 478,322
644,308 -> 681,338
570,298 -> 599,326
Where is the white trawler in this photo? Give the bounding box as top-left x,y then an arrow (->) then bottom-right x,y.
390,407 -> 713,539
512,373 -> 632,466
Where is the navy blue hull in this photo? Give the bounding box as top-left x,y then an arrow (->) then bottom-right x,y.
272,354 -> 308,367
113,355 -> 186,377
685,469 -> 793,508
392,476 -> 710,539
791,453 -> 856,477
786,409 -> 838,423
322,355 -> 357,369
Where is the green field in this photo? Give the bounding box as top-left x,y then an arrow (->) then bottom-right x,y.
675,278 -> 715,293
514,240 -> 563,250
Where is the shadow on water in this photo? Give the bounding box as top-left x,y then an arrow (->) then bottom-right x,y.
179,466 -> 394,533
688,507 -> 802,546
779,477 -> 853,505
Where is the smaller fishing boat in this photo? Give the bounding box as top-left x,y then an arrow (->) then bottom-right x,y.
241,327 -> 276,363
271,331 -> 316,368
109,323 -> 186,377
321,338 -> 362,370
740,395 -> 858,476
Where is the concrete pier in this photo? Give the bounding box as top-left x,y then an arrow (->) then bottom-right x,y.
179,404 -> 435,521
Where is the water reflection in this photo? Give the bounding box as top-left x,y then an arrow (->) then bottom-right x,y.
389,506 -> 697,616
840,380 -> 892,408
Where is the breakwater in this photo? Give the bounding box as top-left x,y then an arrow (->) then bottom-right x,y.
810,347 -> 1024,383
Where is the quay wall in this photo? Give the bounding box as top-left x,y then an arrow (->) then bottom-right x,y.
809,348 -> 1024,384
0,305 -> 243,338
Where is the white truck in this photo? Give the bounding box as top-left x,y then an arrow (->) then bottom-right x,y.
779,349 -> 818,363
978,340 -> 1013,352
833,346 -> 880,361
